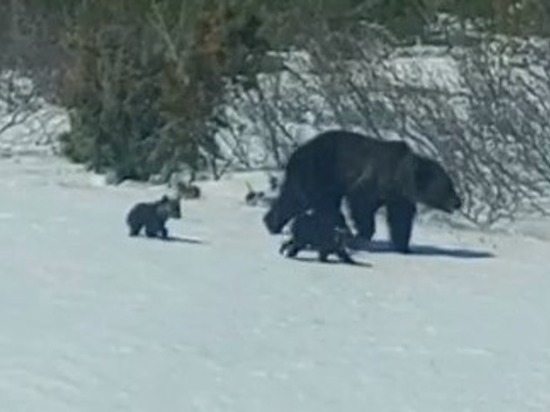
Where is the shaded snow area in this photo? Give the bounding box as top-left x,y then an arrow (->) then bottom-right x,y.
0,156 -> 549,412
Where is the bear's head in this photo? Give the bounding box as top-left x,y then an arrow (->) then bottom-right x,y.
157,195 -> 182,219
413,156 -> 462,213
263,178 -> 308,234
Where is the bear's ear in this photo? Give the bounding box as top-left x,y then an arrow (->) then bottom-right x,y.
160,195 -> 169,203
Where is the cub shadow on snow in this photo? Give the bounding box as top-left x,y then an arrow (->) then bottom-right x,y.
131,235 -> 206,245
164,235 -> 205,245
349,239 -> 494,259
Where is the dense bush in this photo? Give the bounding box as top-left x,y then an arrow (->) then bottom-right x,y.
55,1 -> 269,181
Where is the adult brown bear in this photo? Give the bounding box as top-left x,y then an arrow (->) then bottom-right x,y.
263,130 -> 462,253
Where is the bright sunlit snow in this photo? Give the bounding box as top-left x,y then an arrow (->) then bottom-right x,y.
0,152 -> 549,412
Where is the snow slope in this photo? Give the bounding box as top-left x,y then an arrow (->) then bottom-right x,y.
0,155 -> 549,412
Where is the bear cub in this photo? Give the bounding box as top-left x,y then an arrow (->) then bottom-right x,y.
126,195 -> 182,239
279,210 -> 355,264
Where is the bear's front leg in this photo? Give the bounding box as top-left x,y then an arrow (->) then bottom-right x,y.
386,198 -> 416,253
159,227 -> 169,239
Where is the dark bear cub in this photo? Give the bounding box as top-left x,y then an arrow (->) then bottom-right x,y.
126,195 -> 182,239
279,210 -> 355,264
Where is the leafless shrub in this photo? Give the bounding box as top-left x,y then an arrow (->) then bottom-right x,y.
217,53 -> 329,169
237,21 -> 550,227
0,71 -> 65,158
390,37 -> 550,226
0,71 -> 41,136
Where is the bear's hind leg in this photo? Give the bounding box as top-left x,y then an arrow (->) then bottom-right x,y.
279,239 -> 293,255
280,239 -> 302,258
285,242 -> 302,258
286,246 -> 301,257
336,249 -> 355,264
128,222 -> 142,237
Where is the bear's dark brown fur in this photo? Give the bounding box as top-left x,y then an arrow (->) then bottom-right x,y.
126,195 -> 182,239
279,210 -> 355,263
264,130 -> 461,253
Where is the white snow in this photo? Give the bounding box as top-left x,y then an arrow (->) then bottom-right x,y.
0,155 -> 549,412
1,53 -> 549,412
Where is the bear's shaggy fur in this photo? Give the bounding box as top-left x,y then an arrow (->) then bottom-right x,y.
279,210 -> 355,264
264,130 -> 462,253
126,195 -> 182,239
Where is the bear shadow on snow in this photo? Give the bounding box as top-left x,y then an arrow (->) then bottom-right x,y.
264,129 -> 464,254
348,238 -> 494,259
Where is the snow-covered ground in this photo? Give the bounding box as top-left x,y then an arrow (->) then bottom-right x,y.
1,64 -> 549,411
0,153 -> 549,412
